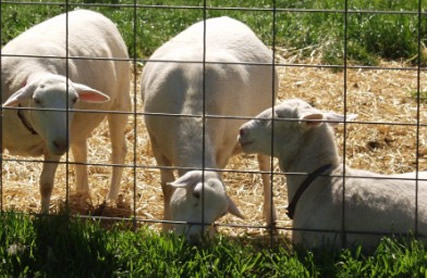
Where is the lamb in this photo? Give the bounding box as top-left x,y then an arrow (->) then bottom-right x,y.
238,98 -> 427,249
141,16 -> 278,243
1,10 -> 131,213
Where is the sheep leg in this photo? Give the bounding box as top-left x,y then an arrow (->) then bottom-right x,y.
150,137 -> 175,232
40,153 -> 61,213
106,112 -> 128,200
257,154 -> 277,228
71,140 -> 89,195
160,167 -> 176,232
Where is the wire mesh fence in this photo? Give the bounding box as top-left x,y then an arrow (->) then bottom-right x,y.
0,0 -> 426,247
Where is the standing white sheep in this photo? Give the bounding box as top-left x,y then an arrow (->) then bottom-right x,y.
238,98 -> 427,249
1,10 -> 131,213
141,16 -> 278,243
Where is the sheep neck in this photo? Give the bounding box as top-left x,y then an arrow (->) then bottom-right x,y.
286,163 -> 333,219
17,104 -> 38,135
280,124 -> 340,204
175,119 -> 218,174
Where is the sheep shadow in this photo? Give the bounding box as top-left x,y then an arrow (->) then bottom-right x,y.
58,193 -> 134,229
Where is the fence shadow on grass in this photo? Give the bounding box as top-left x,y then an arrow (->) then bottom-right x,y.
31,214 -> 117,276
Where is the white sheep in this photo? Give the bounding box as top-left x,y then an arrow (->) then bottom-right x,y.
238,98 -> 427,249
141,16 -> 278,243
1,10 -> 131,213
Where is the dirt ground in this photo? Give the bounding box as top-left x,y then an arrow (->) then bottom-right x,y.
3,54 -> 427,240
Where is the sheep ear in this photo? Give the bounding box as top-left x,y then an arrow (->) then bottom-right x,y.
3,84 -> 34,107
325,112 -> 358,126
73,83 -> 110,103
300,113 -> 324,128
166,171 -> 200,189
227,196 -> 244,219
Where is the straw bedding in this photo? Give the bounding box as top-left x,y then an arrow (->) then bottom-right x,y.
3,55 -> 427,239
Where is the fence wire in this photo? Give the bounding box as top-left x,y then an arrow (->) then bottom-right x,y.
0,0 -> 2,214
0,0 -> 426,247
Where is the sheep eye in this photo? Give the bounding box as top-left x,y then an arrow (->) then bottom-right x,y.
33,98 -> 41,105
72,97 -> 78,103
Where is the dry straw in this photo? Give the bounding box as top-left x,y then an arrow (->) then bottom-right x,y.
3,52 -> 427,239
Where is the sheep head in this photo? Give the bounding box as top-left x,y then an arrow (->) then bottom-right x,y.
166,170 -> 243,244
3,73 -> 110,156
238,98 -> 356,159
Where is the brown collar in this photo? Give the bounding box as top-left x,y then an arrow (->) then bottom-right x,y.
17,104 -> 37,135
286,164 -> 333,219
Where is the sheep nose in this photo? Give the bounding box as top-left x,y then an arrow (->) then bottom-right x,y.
239,128 -> 245,137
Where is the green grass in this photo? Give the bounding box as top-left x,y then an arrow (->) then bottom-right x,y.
1,0 -> 427,65
411,90 -> 427,101
1,212 -> 427,277
2,2 -> 427,275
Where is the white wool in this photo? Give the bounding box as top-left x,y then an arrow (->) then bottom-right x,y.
141,16 -> 278,243
239,98 -> 427,250
1,10 -> 131,213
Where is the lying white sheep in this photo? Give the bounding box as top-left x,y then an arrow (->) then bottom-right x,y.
1,10 -> 131,213
238,98 -> 427,249
141,16 -> 278,243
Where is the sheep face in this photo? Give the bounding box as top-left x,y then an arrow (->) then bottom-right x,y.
166,170 -> 243,244
238,99 -> 308,157
238,99 -> 351,158
3,74 -> 110,156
